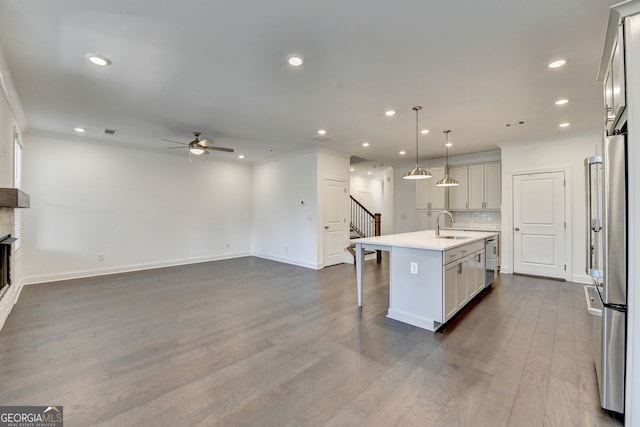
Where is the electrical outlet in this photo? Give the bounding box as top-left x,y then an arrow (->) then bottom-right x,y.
97,253 -> 104,262
225,243 -> 230,249
410,262 -> 418,275
284,246 -> 288,253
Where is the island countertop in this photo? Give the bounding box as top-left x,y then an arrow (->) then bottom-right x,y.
353,229 -> 498,252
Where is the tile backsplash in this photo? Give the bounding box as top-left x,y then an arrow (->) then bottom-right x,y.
452,211 -> 501,229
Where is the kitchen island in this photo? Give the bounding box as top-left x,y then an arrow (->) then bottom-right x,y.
355,230 -> 498,331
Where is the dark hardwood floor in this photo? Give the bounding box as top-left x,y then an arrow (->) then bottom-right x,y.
0,257 -> 623,426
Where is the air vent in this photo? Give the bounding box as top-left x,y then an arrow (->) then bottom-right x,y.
505,121 -> 525,128
104,128 -> 117,135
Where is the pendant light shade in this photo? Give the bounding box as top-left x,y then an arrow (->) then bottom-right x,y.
403,106 -> 432,180
436,130 -> 459,187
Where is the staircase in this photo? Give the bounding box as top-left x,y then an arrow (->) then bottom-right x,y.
347,196 -> 382,264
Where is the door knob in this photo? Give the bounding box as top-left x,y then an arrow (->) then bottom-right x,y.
324,226 -> 329,229
515,227 -> 520,231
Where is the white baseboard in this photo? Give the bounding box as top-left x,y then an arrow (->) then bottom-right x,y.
572,273 -> 593,285
23,251 -> 252,285
252,252 -> 320,270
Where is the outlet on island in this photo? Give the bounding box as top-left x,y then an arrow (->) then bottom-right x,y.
97,253 -> 104,262
410,262 -> 418,275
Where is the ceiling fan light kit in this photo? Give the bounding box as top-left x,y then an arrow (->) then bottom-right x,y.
163,131 -> 234,158
436,130 -> 459,187
403,106 -> 432,180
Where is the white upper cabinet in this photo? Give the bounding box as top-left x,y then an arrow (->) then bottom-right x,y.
448,162 -> 500,210
448,166 -> 469,210
415,166 -> 445,210
604,24 -> 626,133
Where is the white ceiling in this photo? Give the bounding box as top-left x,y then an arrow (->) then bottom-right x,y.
0,0 -> 617,166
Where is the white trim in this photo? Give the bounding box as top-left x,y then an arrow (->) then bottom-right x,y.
22,252 -> 252,285
252,252 -> 320,270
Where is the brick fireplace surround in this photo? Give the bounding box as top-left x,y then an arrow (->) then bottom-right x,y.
0,207 -> 20,330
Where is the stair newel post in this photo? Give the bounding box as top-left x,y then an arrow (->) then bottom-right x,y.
374,213 -> 382,263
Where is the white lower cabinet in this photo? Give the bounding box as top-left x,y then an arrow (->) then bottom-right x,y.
443,243 -> 485,322
468,250 -> 485,298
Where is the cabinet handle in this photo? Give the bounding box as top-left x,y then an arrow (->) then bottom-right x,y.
428,202 -> 431,210
466,202 -> 469,209
458,264 -> 462,274
477,254 -> 481,262
461,250 -> 467,254
482,202 -> 486,209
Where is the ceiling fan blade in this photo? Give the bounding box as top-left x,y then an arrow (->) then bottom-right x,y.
206,146 -> 234,153
161,139 -> 188,146
165,146 -> 187,149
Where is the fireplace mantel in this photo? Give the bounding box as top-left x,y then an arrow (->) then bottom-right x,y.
0,188 -> 30,208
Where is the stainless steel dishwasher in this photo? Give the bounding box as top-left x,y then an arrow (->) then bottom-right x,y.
484,237 -> 497,287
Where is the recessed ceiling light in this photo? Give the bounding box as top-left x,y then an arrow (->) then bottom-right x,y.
367,172 -> 372,175
555,98 -> 569,105
362,142 -> 370,147
350,167 -> 355,172
86,53 -> 111,66
548,59 -> 566,69
74,127 -> 86,133
399,150 -> 406,155
559,122 -> 570,128
287,55 -> 304,67
238,155 -> 245,159
445,142 -> 453,147
421,129 -> 429,134
385,110 -> 396,117
317,129 -> 326,135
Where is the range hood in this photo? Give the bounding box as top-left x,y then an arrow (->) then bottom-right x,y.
0,188 -> 30,208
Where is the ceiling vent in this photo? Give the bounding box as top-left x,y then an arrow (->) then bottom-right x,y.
104,128 -> 117,135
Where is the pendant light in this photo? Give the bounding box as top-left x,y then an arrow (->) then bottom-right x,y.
403,106 -> 432,180
436,130 -> 459,187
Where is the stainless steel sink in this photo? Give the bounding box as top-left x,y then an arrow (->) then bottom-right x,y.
436,235 -> 470,240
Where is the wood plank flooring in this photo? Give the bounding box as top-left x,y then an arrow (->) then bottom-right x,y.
0,257 -> 623,426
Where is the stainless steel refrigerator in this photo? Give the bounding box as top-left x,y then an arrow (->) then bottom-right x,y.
584,131 -> 627,414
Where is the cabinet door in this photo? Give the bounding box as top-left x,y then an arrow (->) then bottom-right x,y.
611,27 -> 625,118
430,166 -> 446,209
468,165 -> 485,209
474,250 -> 485,293
415,179 -> 430,209
444,263 -> 458,321
416,210 -> 435,230
456,259 -> 469,308
448,166 -> 469,210
484,163 -> 501,209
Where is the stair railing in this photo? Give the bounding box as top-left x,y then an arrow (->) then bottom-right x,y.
350,195 -> 382,263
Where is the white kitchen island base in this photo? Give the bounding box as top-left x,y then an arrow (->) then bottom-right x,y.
355,230 -> 497,332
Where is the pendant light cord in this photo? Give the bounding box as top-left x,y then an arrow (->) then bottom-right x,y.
415,108 -> 419,166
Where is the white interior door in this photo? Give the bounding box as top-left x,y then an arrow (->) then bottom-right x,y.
323,177 -> 347,267
513,171 -> 566,279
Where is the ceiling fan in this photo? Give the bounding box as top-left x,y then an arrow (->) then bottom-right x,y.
163,131 -> 234,156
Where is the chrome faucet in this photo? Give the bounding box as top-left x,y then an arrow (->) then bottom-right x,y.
435,210 -> 454,236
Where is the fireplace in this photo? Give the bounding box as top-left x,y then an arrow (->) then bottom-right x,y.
0,234 -> 16,294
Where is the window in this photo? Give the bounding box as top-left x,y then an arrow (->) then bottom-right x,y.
13,127 -> 22,251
